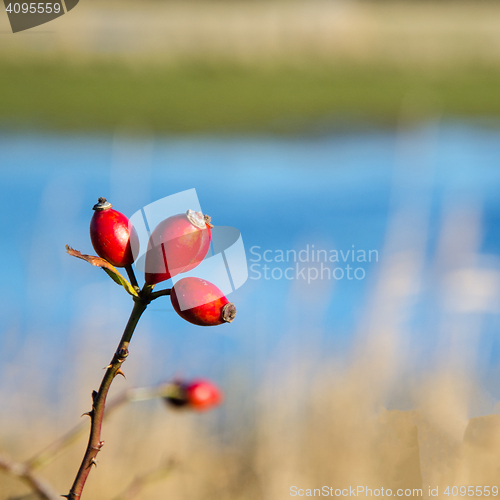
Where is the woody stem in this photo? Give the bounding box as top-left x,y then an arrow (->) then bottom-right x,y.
65,288 -> 150,499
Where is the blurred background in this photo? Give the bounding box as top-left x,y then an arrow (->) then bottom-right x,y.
2,1 -> 500,499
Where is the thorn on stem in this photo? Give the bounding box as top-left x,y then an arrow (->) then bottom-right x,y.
89,458 -> 98,468
81,411 -> 93,418
92,390 -> 99,405
115,368 -> 126,379
103,364 -> 113,370
91,440 -> 105,451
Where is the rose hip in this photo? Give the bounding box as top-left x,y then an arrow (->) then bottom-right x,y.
144,210 -> 212,285
170,277 -> 236,326
164,379 -> 223,411
90,197 -> 138,268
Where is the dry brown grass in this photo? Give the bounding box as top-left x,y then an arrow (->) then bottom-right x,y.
1,349 -> 500,500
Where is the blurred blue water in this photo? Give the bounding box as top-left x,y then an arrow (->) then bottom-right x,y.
1,122 -> 500,396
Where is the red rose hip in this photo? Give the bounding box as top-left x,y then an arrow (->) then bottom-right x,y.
170,277 -> 236,326
90,197 -> 139,268
164,379 -> 223,412
185,380 -> 223,411
144,210 -> 212,285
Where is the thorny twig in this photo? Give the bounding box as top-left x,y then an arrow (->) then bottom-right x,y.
2,245 -> 176,499
28,384 -> 172,470
64,282 -> 154,499
1,382 -> 174,500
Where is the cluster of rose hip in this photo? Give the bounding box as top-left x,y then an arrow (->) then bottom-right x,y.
89,197 -> 236,411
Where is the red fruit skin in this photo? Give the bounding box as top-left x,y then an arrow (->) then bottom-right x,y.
170,277 -> 236,326
90,208 -> 139,268
144,213 -> 211,285
185,380 -> 223,411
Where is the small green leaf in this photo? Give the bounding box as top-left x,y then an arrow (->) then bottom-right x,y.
66,245 -> 139,297
101,268 -> 139,297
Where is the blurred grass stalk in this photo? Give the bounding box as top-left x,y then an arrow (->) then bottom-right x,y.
0,0 -> 500,133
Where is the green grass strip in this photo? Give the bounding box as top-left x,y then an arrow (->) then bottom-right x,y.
1,61 -> 499,133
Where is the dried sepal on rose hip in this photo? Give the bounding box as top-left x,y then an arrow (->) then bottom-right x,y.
164,379 -> 223,412
144,210 -> 213,286
89,197 -> 139,268
170,277 -> 236,327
